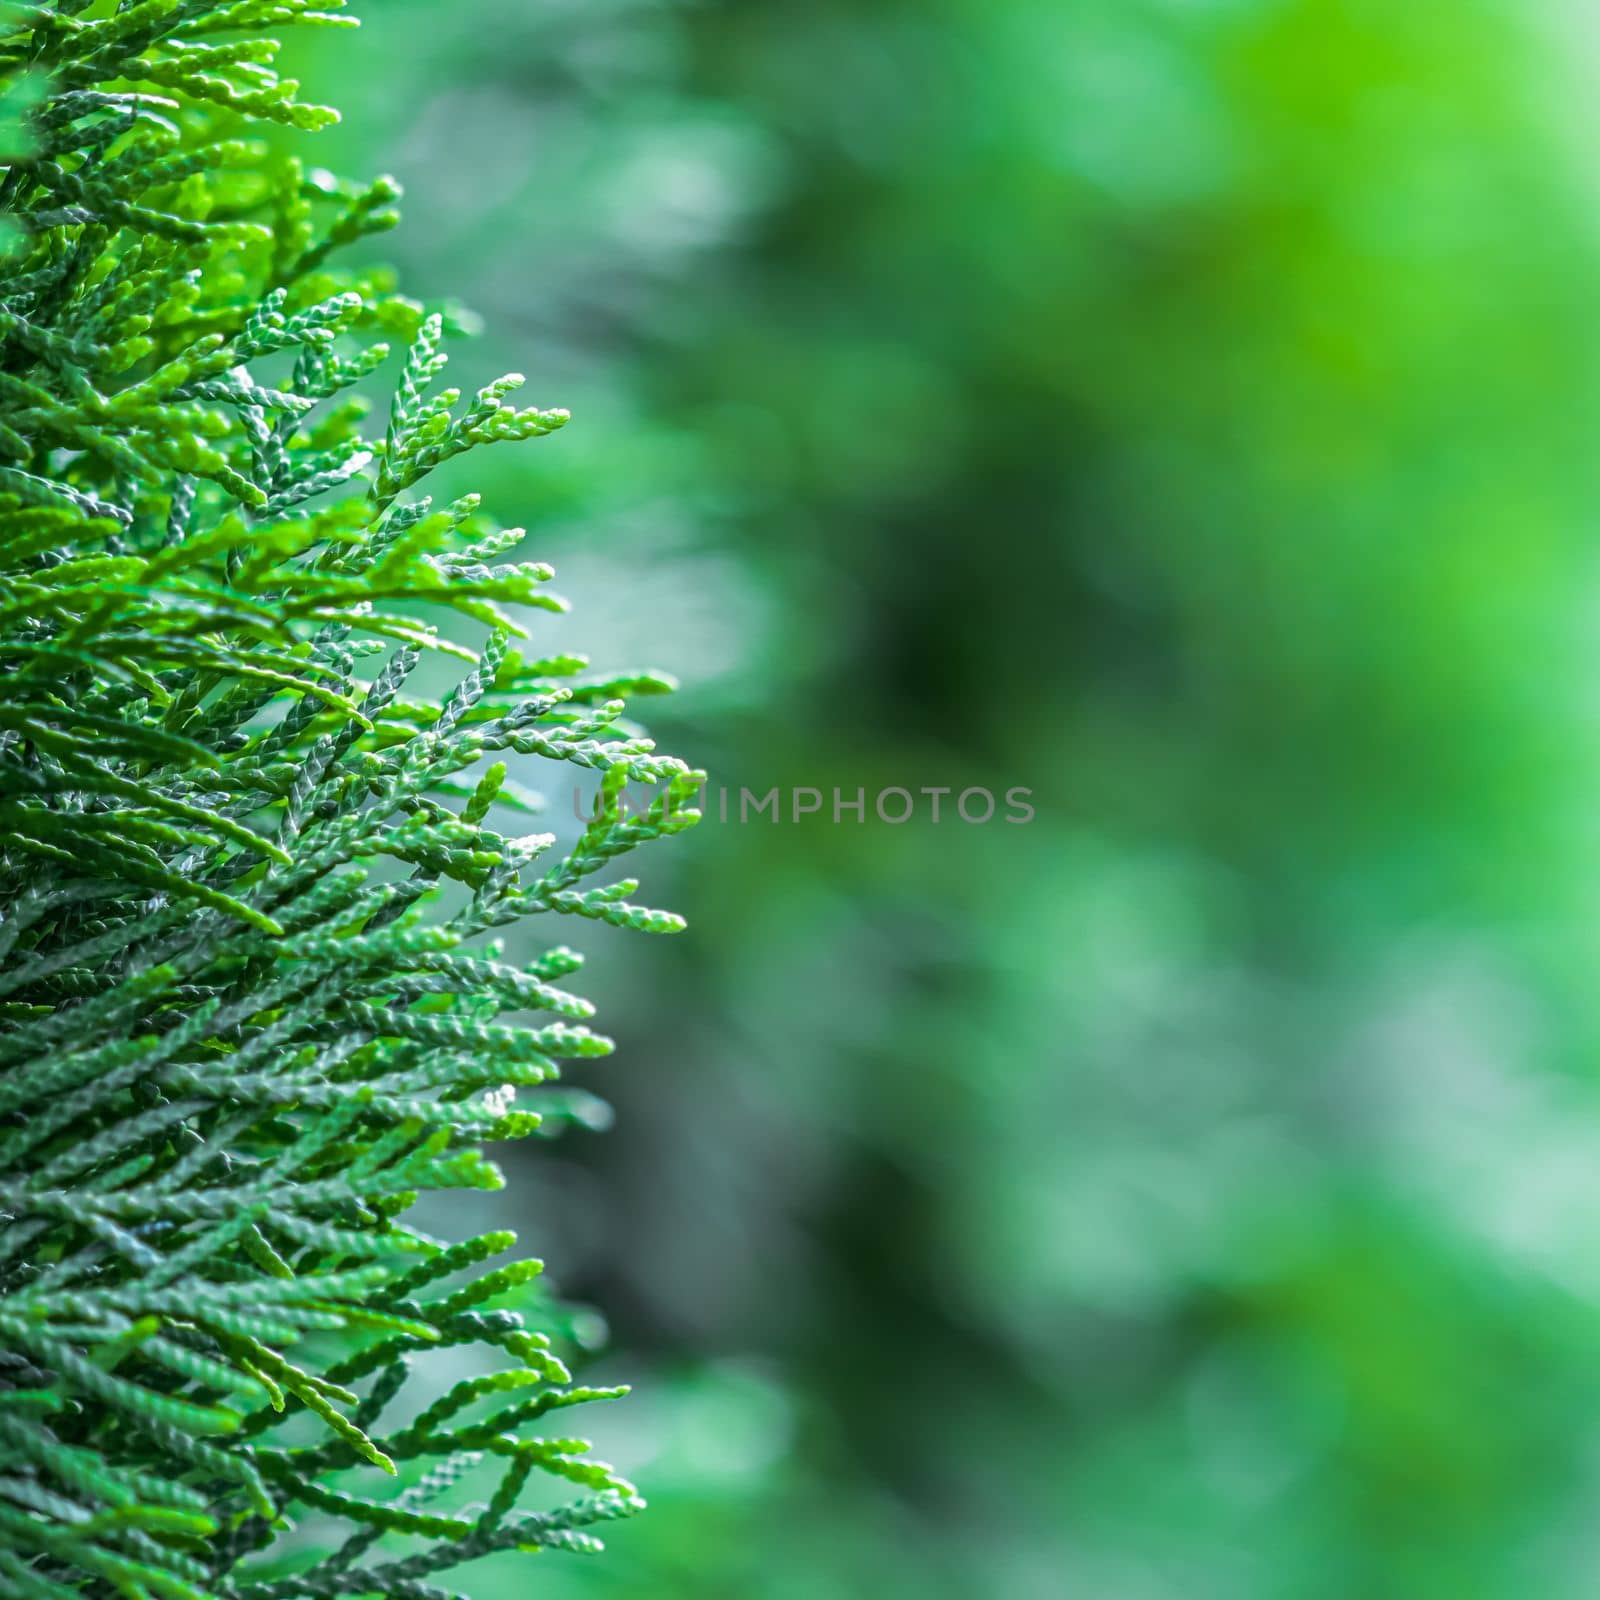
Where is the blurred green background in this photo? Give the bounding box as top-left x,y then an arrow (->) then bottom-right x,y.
295,1 -> 1600,1594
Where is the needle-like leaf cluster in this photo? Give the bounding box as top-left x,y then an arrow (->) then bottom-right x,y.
0,5 -> 702,1596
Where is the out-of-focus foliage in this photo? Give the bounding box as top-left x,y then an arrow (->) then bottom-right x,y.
295,0 -> 1600,1595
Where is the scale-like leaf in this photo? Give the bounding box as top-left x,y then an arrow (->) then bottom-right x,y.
0,5 -> 702,1596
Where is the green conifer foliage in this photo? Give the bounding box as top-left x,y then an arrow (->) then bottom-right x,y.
0,4 -> 703,1595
